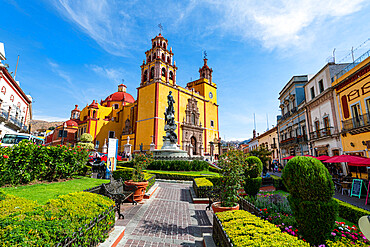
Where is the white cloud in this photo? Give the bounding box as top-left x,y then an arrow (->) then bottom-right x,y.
212,0 -> 367,49
86,64 -> 125,85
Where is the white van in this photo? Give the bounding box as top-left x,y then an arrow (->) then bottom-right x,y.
1,133 -> 44,147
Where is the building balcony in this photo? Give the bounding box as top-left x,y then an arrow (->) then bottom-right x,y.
279,135 -> 308,147
342,113 -> 370,135
0,109 -> 28,132
309,127 -> 334,140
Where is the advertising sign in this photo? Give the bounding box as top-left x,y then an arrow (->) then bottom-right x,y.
107,138 -> 118,174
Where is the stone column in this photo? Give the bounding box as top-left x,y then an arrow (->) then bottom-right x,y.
150,142 -> 155,151
189,144 -> 193,157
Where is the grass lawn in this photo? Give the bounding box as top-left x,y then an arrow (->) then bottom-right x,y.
144,169 -> 219,176
1,176 -> 109,204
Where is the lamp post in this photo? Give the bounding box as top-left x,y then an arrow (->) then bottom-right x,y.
61,122 -> 67,145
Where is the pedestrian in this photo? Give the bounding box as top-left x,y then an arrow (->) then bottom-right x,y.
92,150 -> 101,162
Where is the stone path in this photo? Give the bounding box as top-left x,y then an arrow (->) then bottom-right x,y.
113,182 -> 213,247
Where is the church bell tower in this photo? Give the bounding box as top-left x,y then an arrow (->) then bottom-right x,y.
140,33 -> 178,86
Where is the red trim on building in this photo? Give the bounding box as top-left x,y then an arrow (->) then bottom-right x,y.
204,101 -> 207,153
216,105 -> 219,139
177,89 -> 180,144
24,105 -> 29,125
94,120 -> 98,139
154,82 -> 159,148
87,120 -> 91,133
1,67 -> 31,104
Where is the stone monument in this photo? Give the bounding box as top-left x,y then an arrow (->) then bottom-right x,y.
152,91 -> 189,160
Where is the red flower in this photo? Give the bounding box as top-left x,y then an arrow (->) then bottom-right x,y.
3,155 -> 9,159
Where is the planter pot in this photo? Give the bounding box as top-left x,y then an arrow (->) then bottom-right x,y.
211,202 -> 239,213
124,180 -> 149,202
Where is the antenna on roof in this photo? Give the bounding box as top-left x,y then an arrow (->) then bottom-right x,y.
266,113 -> 269,131
14,55 -> 20,79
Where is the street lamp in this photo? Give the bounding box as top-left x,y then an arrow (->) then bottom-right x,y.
61,122 -> 67,145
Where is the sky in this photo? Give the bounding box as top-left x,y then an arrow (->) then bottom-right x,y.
1,0 -> 370,141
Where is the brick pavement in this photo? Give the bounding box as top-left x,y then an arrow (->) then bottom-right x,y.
113,182 -> 212,247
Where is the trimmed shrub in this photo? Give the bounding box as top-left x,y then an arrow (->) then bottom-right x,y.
282,156 -> 334,201
334,198 -> 370,223
215,210 -> 309,246
194,177 -> 213,187
0,192 -> 114,246
245,156 -> 263,178
282,156 -> 338,245
271,175 -> 287,191
243,177 -> 262,197
243,156 -> 263,197
0,141 -> 88,186
193,178 -> 213,198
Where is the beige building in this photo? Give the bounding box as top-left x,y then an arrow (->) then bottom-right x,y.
257,126 -> 279,163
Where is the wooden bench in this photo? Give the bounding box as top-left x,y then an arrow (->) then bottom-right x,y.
101,178 -> 138,219
206,188 -> 221,210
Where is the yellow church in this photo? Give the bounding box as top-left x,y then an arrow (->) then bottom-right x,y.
70,33 -> 220,156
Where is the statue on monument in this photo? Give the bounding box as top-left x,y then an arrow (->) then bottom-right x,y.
163,91 -> 178,145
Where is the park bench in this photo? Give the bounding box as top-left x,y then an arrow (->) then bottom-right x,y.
101,178 -> 138,219
205,188 -> 222,211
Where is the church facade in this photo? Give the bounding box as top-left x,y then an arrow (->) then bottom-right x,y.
68,34 -> 220,156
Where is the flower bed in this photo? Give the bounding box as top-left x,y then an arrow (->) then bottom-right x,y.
213,210 -> 309,247
0,141 -> 88,186
193,177 -> 213,198
243,192 -> 369,246
0,192 -> 115,246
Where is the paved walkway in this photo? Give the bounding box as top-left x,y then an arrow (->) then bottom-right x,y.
110,182 -> 213,247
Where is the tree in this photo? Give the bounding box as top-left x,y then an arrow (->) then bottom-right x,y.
248,145 -> 271,168
77,133 -> 94,150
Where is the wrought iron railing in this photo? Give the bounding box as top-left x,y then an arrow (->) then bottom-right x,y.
280,135 -> 308,146
333,49 -> 370,82
342,113 -> 370,132
309,127 -> 334,140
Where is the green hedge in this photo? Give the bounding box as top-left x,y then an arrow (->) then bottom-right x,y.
193,178 -> 213,198
215,210 -> 309,246
146,160 -> 209,171
0,141 -> 88,186
271,175 -> 287,191
145,170 -> 217,180
0,192 -> 115,246
334,198 -> 370,224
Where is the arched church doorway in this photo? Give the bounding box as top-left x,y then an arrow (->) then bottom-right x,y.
191,136 -> 197,155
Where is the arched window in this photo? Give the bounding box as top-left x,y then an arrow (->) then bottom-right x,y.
162,53 -> 165,61
148,55 -> 151,62
153,42 -> 156,48
153,53 -> 156,59
191,113 -> 196,125
202,73 -> 205,78
161,68 -> 166,77
167,56 -> 170,63
163,43 -> 167,50
169,71 -> 173,80
150,67 -> 154,80
143,70 -> 147,82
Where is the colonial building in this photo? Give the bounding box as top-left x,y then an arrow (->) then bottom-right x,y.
277,75 -> 309,163
257,126 -> 279,162
55,34 -> 220,156
0,43 -> 32,137
304,62 -> 348,157
333,49 -> 370,158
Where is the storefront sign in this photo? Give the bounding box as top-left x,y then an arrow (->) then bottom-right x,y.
351,179 -> 363,198
107,138 -> 118,173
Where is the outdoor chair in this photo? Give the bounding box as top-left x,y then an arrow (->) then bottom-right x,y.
341,182 -> 351,195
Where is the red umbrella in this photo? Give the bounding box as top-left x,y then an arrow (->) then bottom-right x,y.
316,155 -> 332,161
282,155 -> 295,160
304,155 -> 316,158
324,154 -> 369,164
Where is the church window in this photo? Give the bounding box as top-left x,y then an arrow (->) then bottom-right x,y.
114,104 -> 119,110
153,42 -> 156,48
150,67 -> 154,80
202,73 -> 205,78
169,71 -> 173,80
191,113 -> 195,125
153,53 -> 156,59
167,56 -> 170,63
162,68 -> 166,77
163,42 -> 166,49
109,131 -> 115,138
162,53 -> 165,61
143,70 -> 147,81
210,120 -> 214,127
148,55 -> 151,62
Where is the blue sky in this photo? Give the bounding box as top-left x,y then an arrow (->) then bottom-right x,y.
1,0 -> 370,141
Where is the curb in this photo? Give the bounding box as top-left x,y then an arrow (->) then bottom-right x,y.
98,226 -> 125,247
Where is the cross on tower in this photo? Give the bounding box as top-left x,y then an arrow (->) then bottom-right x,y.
158,23 -> 163,34
204,50 -> 207,59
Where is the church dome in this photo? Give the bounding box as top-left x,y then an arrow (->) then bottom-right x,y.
65,120 -> 78,127
102,84 -> 135,104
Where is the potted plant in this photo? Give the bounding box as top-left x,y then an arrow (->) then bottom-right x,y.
212,148 -> 245,212
124,153 -> 152,202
